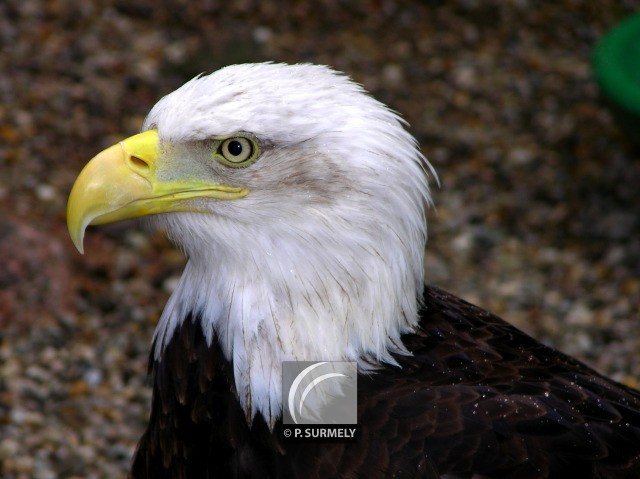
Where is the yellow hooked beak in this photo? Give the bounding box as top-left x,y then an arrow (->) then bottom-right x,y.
67,130 -> 248,253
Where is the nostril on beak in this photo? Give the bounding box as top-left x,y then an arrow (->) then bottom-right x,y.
128,155 -> 150,174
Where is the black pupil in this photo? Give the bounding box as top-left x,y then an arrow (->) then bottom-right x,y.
228,140 -> 243,156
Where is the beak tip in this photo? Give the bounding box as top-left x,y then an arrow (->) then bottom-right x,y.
70,232 -> 85,255
67,211 -> 87,255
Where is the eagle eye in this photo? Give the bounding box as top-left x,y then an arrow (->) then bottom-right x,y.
215,135 -> 259,168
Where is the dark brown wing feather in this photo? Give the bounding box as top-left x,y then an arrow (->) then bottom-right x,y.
130,285 -> 640,478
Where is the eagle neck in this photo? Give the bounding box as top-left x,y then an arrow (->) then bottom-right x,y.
152,215 -> 424,426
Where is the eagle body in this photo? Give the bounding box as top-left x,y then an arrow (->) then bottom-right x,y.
66,63 -> 640,478
131,286 -> 640,478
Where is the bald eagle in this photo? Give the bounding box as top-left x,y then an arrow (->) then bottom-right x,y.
67,63 -> 640,478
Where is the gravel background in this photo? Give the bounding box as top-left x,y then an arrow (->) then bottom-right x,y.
1,1 -> 639,477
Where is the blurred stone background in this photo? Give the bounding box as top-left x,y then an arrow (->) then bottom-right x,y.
0,1 -> 639,477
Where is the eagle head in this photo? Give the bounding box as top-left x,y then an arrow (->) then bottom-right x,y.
67,63 -> 433,425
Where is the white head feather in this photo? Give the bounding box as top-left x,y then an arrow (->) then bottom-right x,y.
142,63 -> 433,426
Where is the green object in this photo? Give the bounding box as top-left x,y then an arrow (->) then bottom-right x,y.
593,13 -> 640,143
